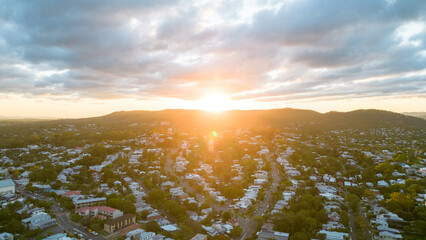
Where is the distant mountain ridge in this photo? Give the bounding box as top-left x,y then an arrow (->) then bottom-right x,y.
44,108 -> 426,130
403,112 -> 426,120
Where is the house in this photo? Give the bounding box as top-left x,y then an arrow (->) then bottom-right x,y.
318,230 -> 349,240
257,230 -> 289,240
377,180 -> 389,188
161,225 -> 179,232
126,229 -> 155,240
191,234 -> 208,240
378,231 -> 402,240
21,212 -> 57,230
0,233 -> 13,240
61,190 -> 81,198
0,179 -> 15,195
43,233 -> 74,240
75,206 -> 123,219
104,214 -> 136,234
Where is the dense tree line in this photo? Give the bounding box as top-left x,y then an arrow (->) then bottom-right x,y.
274,186 -> 328,240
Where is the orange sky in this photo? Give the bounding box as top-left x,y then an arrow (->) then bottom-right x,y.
0,1 -> 425,118
1,94 -> 425,119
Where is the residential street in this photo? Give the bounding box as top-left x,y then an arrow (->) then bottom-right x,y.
238,154 -> 281,239
17,185 -> 106,240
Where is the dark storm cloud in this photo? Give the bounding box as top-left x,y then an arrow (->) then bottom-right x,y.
0,0 -> 425,102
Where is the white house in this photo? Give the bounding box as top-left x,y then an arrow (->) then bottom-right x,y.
0,179 -> 15,195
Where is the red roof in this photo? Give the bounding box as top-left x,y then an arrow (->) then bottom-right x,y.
227,219 -> 238,226
62,190 -> 81,197
97,206 -> 120,214
179,195 -> 189,199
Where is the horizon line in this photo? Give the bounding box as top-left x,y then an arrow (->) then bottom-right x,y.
0,107 -> 420,121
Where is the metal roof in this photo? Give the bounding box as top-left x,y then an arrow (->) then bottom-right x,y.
0,179 -> 15,188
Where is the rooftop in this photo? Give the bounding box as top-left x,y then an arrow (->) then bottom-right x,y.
0,179 -> 15,188
105,214 -> 134,225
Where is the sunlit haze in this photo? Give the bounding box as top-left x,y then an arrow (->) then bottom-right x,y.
0,0 -> 425,118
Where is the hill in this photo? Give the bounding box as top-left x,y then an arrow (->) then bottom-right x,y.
403,112 -> 426,120
319,109 -> 426,129
41,108 -> 426,130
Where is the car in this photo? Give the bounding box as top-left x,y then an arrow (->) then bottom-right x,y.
78,233 -> 83,238
92,232 -> 98,236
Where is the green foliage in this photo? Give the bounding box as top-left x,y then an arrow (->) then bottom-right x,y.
58,196 -> 75,211
222,211 -> 232,223
145,221 -> 162,233
374,163 -> 395,177
139,210 -> 150,220
220,184 -> 245,200
386,192 -> 416,221
4,218 -> 25,233
274,187 -> 327,238
108,196 -> 136,214
71,214 -> 83,223
229,226 -> 242,238
27,197 -> 53,210
29,163 -> 59,183
164,200 -> 187,222
147,188 -> 166,206
346,194 -> 360,211
291,232 -> 309,240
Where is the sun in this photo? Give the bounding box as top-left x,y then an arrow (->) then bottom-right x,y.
198,93 -> 231,112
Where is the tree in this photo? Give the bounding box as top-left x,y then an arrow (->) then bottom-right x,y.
347,194 -> 360,211
145,221 -> 162,233
139,210 -> 150,220
374,163 -> 394,176
108,197 -> 136,214
222,211 -> 232,223
5,218 -> 25,233
147,188 -> 166,206
364,188 -> 376,199
164,200 -> 187,222
71,214 -> 82,223
292,232 -> 309,240
387,192 -> 415,212
229,226 -> 242,238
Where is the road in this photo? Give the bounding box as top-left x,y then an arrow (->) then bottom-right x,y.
17,186 -> 106,240
348,207 -> 357,240
237,154 -> 281,240
164,148 -> 281,239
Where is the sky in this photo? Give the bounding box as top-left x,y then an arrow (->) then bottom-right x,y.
0,0 -> 426,118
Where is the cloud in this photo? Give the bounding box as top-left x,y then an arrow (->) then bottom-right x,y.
0,0 -> 425,103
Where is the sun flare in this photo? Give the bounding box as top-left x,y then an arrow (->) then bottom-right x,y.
198,93 -> 230,112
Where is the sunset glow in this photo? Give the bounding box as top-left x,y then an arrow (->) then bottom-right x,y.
196,93 -> 232,112
0,2 -> 425,239
0,0 -> 425,118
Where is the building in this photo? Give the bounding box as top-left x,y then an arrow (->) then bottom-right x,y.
73,197 -> 106,209
104,214 -> 135,234
257,230 -> 289,240
0,233 -> 13,240
0,179 -> 15,195
21,212 -> 57,230
61,190 -> 81,198
378,231 -> 403,240
191,234 -> 208,240
43,233 -> 75,240
126,229 -> 155,240
75,206 -> 123,219
318,230 -> 349,240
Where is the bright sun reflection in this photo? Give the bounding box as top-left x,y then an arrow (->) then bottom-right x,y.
198,93 -> 231,112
